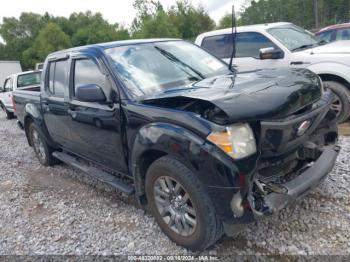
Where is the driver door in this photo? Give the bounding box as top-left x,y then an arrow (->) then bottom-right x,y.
65,56 -> 128,173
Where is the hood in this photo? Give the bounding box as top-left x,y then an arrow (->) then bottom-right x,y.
141,68 -> 322,124
304,40 -> 350,54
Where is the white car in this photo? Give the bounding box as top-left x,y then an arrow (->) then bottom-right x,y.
195,22 -> 350,122
0,70 -> 41,119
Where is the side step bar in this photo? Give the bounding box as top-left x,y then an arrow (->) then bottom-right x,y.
52,151 -> 134,195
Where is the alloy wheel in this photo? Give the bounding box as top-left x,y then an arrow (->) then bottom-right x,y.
330,93 -> 342,118
153,176 -> 197,237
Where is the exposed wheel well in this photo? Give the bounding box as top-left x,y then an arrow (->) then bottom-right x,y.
135,149 -> 167,205
319,74 -> 350,91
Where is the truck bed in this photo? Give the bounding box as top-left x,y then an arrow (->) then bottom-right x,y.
13,89 -> 41,126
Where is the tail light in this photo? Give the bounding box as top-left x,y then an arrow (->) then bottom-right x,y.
11,96 -> 16,113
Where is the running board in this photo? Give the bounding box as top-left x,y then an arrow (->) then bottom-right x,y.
52,151 -> 134,195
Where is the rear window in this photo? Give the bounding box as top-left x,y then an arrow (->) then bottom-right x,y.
17,72 -> 41,89
47,60 -> 68,98
201,34 -> 233,59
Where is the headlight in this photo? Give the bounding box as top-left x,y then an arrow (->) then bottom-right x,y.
207,123 -> 257,159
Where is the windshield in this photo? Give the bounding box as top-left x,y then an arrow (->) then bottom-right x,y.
268,24 -> 320,51
105,41 -> 230,98
17,72 -> 41,88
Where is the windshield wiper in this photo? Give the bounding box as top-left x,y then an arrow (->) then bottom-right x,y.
154,46 -> 205,80
291,44 -> 317,52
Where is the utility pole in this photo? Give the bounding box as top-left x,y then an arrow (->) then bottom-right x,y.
314,0 -> 319,29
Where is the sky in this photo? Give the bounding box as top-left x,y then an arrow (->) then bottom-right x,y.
0,0 -> 246,27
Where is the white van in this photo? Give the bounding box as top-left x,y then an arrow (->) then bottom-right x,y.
0,70 -> 41,119
195,22 -> 350,122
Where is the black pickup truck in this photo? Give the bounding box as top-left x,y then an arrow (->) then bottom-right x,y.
13,39 -> 339,251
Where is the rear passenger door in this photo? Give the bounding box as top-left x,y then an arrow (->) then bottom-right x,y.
42,57 -> 71,147
66,56 -> 128,173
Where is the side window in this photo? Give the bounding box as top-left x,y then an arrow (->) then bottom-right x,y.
201,32 -> 279,59
336,28 -> 350,41
317,31 -> 333,42
201,35 -> 232,59
73,59 -> 108,99
236,32 -> 278,58
4,78 -> 13,92
47,59 -> 68,98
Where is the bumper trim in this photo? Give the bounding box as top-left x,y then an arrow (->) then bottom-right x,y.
264,145 -> 340,213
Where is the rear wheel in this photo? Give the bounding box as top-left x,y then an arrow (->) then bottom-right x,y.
28,123 -> 58,166
323,81 -> 350,123
145,156 -> 223,251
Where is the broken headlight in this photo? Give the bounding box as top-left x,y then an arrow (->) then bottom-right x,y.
207,123 -> 257,159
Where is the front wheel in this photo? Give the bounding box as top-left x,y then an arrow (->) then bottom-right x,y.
323,81 -> 350,123
145,156 -> 223,251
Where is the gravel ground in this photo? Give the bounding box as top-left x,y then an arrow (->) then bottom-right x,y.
0,110 -> 349,258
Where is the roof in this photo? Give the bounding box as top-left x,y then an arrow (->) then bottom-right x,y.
50,38 -> 180,57
196,22 -> 292,40
10,70 -> 41,78
317,23 -> 350,34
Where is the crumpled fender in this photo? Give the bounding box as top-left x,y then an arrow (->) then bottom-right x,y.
129,122 -> 255,220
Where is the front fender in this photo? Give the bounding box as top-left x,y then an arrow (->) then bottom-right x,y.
306,62 -> 350,85
130,122 -> 257,220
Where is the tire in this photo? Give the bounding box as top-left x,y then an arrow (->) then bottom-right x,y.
0,103 -> 14,119
145,156 -> 223,251
323,81 -> 350,123
28,122 -> 58,166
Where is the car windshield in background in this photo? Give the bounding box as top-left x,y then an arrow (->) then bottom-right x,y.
105,41 -> 230,98
268,24 -> 320,51
17,72 -> 41,88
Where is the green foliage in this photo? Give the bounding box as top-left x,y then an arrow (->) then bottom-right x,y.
239,0 -> 350,30
0,11 -> 130,69
131,0 -> 215,40
23,22 -> 71,67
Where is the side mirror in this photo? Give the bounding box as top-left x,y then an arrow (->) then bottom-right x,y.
259,47 -> 284,60
75,84 -> 106,103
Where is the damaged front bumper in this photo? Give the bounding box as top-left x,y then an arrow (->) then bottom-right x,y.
223,144 -> 340,236
261,144 -> 340,213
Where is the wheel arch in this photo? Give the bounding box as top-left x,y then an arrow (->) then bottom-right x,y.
130,122 -> 239,207
24,115 -> 35,146
318,73 -> 350,93
133,149 -> 168,205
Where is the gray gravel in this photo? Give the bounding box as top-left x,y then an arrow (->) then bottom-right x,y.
0,110 -> 349,257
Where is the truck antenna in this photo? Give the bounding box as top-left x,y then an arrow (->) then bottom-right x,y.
228,4 -> 237,73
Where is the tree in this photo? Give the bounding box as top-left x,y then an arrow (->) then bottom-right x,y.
69,12 -> 130,46
132,0 -> 215,40
168,1 -> 215,40
23,22 -> 71,66
237,0 -> 350,30
0,13 -> 46,66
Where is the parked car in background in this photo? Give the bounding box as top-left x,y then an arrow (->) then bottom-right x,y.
195,22 -> 350,123
35,63 -> 44,70
13,39 -> 339,251
0,70 -> 41,119
316,23 -> 350,43
0,61 -> 22,89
